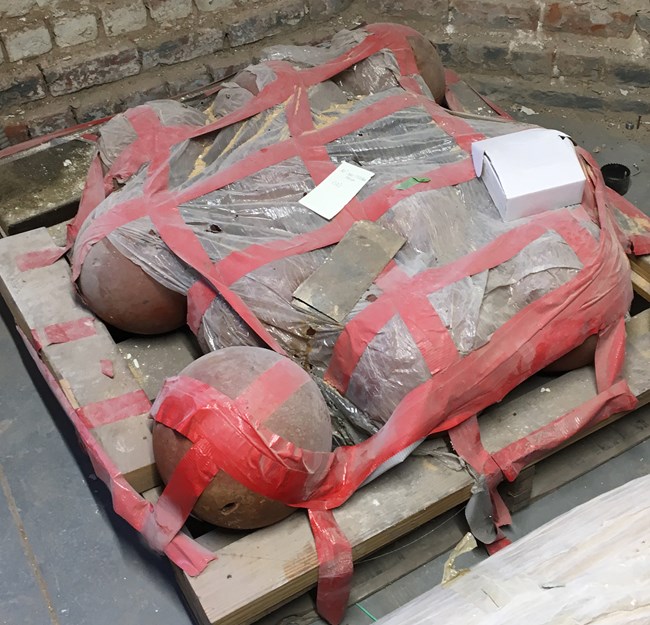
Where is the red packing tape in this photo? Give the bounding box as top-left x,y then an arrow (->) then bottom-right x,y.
309,509 -> 353,625
15,247 -> 66,272
77,389 -> 152,429
42,317 -> 96,346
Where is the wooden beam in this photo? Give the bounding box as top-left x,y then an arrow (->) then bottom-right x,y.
0,228 -> 160,493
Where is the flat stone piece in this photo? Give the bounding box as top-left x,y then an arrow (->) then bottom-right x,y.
293,220 -> 406,323
0,139 -> 95,235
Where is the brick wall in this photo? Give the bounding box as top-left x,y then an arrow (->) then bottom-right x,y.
0,0 -> 648,142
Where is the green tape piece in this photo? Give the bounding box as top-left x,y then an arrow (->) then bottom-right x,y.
355,603 -> 378,622
395,176 -> 431,190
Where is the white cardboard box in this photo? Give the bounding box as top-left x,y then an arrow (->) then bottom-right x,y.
471,128 -> 586,221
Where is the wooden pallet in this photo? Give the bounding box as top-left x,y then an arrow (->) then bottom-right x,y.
0,226 -> 649,625
2,71 -> 650,625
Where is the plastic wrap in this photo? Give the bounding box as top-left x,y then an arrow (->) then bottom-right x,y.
80,84 -> 586,430
68,23 -> 650,624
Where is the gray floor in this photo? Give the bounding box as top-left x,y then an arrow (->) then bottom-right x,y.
1,104 -> 649,625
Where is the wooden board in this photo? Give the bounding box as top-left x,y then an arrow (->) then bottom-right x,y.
377,473 -> 650,625
0,228 -> 158,492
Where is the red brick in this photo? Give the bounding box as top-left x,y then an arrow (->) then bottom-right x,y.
556,44 -> 605,80
226,0 -> 308,47
2,123 -> 30,145
25,104 -> 77,137
637,10 -> 650,42
607,57 -> 650,88
72,89 -> 122,123
451,0 -> 539,30
509,46 -> 554,78
138,27 -> 224,70
0,0 -> 35,18
194,0 -> 235,11
166,60 -> 212,96
101,0 -> 148,37
543,2 -> 636,38
378,0 -> 447,20
309,0 -> 354,19
1,20 -> 52,62
0,63 -> 47,106
144,0 -> 192,22
52,13 -> 98,48
40,43 -> 141,96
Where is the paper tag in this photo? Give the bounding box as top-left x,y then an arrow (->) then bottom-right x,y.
299,162 -> 375,220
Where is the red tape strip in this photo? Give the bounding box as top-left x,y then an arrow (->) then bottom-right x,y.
309,509 -> 354,625
17,325 -> 216,575
42,317 -> 96,346
77,389 -> 152,429
15,247 -> 66,272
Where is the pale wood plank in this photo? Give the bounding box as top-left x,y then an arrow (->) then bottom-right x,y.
118,332 -> 201,400
179,456 -> 472,625
0,228 -> 160,493
377,474 -> 650,625
479,309 -> 650,454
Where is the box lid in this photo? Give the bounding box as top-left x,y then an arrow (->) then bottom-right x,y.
471,128 -> 585,200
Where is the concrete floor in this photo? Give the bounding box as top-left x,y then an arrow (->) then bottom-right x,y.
1,103 -> 649,625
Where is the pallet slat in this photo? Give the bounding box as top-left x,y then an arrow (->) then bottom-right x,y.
0,228 -> 159,492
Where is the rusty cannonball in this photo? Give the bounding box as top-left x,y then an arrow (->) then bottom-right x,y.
406,33 -> 446,104
543,335 -> 598,374
152,347 -> 332,530
78,238 -> 187,335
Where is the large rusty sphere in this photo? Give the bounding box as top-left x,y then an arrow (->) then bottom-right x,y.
78,238 -> 187,335
543,335 -> 598,373
153,347 -> 332,530
406,33 -> 446,104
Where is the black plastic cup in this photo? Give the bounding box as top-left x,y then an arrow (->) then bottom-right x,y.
601,163 -> 631,196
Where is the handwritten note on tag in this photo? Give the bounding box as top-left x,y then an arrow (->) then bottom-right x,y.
299,162 -> 375,220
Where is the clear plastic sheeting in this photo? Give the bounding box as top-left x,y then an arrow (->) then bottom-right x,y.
67,24 -> 650,622
98,100 -> 207,170
429,231 -> 583,355
77,29 -> 608,432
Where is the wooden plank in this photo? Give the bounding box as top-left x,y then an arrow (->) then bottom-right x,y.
377,474 -> 650,625
0,228 -> 159,493
479,309 -> 650,454
530,406 -> 650,503
631,255 -> 650,284
118,332 -> 201,400
0,228 -> 82,340
631,257 -> 650,302
178,456 -> 472,625
632,270 -> 650,301
256,508 -> 467,625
